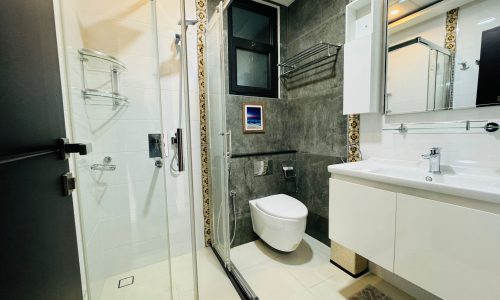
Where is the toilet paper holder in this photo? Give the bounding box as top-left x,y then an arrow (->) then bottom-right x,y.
281,160 -> 296,179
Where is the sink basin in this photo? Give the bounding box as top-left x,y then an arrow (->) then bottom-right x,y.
328,158 -> 500,204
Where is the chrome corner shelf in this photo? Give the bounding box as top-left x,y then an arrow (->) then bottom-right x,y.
278,42 -> 342,77
79,48 -> 127,105
383,120 -> 500,134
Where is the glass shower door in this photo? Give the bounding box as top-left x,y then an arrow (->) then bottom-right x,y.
206,3 -> 231,267
206,3 -> 258,299
57,0 -> 186,299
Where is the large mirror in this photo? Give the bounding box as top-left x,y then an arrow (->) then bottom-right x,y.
385,0 -> 500,115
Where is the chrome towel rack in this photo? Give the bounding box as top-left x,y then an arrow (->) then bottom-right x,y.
278,42 -> 342,77
383,120 -> 500,134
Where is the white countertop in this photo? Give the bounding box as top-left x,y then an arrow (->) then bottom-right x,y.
328,158 -> 500,204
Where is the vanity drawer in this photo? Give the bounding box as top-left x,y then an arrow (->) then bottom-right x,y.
329,178 -> 396,271
395,193 -> 500,300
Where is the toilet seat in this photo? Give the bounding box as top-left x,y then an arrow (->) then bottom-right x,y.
255,194 -> 307,220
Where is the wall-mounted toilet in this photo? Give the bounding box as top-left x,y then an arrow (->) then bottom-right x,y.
249,194 -> 308,252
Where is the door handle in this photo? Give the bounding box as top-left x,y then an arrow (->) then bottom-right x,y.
57,138 -> 92,160
226,130 -> 232,158
220,130 -> 232,158
171,128 -> 184,172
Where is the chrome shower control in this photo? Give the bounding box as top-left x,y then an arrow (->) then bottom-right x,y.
155,160 -> 163,168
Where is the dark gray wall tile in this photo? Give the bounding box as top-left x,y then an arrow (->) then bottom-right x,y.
214,0 -> 347,249
228,154 -> 297,247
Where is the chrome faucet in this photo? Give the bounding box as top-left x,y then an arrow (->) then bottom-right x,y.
422,147 -> 441,174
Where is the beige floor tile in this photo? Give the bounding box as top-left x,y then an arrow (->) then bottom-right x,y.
303,235 -> 331,258
231,239 -> 280,271
240,260 -> 308,300
288,289 -> 318,300
308,275 -> 355,300
271,239 -> 338,288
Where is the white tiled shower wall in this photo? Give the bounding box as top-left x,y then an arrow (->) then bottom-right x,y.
363,0 -> 500,165
55,0 -> 204,299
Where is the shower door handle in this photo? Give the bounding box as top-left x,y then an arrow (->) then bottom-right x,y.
220,130 -> 233,158
172,128 -> 184,172
227,130 -> 232,158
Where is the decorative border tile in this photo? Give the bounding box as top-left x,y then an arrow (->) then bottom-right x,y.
446,8 -> 459,107
348,114 -> 361,162
445,8 -> 459,52
195,0 -> 211,246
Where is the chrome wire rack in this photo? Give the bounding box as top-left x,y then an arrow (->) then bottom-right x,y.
278,42 -> 342,77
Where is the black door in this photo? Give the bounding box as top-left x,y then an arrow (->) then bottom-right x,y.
0,0 -> 84,299
476,26 -> 500,107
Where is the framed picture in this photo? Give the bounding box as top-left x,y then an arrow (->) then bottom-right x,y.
242,102 -> 265,133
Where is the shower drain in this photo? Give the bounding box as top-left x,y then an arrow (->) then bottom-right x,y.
118,276 -> 134,288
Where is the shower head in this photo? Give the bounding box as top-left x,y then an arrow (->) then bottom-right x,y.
177,19 -> 198,26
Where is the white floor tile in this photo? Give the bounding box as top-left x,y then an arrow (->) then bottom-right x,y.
99,247 -> 239,300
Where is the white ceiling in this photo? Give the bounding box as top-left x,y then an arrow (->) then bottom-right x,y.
388,0 -> 441,22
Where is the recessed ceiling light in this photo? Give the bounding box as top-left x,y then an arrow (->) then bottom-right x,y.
390,9 -> 401,16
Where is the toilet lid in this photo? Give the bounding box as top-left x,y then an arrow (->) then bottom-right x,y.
255,194 -> 308,219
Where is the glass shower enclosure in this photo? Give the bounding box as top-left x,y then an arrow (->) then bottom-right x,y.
206,2 -> 257,299
56,0 -> 198,299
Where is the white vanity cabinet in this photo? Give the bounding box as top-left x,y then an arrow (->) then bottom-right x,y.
395,193 -> 500,299
329,175 -> 500,299
329,179 -> 396,271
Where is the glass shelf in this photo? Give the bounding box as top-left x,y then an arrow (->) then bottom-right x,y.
78,48 -> 126,71
82,89 -> 128,104
79,48 -> 127,105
